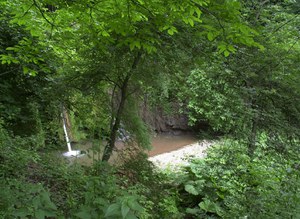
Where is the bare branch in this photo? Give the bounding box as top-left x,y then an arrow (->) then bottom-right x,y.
255,0 -> 270,21
130,0 -> 155,17
32,0 -> 55,28
104,75 -> 121,88
190,0 -> 227,39
21,3 -> 35,18
0,67 -> 20,77
266,14 -> 299,39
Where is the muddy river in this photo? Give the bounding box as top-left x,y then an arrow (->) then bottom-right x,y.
148,133 -> 197,156
65,133 -> 197,165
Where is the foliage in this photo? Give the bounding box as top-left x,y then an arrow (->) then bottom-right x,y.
71,169 -> 145,219
179,139 -> 300,218
185,67 -> 248,134
123,97 -> 151,149
0,10 -> 62,149
0,120 -> 40,178
0,0 -> 300,218
119,153 -> 183,219
0,179 -> 58,219
177,0 -> 300,155
0,0 -> 265,161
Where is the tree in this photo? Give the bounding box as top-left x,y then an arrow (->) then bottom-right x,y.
181,0 -> 300,155
1,0 -> 262,161
0,8 -> 62,148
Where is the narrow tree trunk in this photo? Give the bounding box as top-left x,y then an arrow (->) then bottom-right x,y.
102,52 -> 141,161
244,83 -> 259,157
102,75 -> 129,161
248,116 -> 257,157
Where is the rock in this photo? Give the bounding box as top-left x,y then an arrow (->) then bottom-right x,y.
148,140 -> 214,171
140,101 -> 191,133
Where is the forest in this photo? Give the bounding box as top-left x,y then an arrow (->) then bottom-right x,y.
1,0 -> 300,218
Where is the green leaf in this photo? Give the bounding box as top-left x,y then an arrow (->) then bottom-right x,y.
185,184 -> 199,195
198,199 -> 222,216
35,209 -> 47,219
207,32 -> 214,41
130,43 -> 135,51
188,18 -> 194,27
74,211 -> 92,219
127,198 -> 143,212
218,43 -> 227,54
227,45 -> 236,53
13,208 -> 30,218
6,47 -> 16,51
23,66 -> 29,74
195,7 -> 202,18
167,28 -> 174,35
167,26 -> 178,36
125,211 -> 138,219
224,50 -> 230,57
137,0 -> 145,5
167,27 -> 175,35
101,31 -> 110,37
32,197 -> 40,209
105,203 -> 120,217
42,210 -> 56,217
199,199 -> 213,212
121,203 -> 130,218
186,207 -> 200,215
129,41 -> 141,51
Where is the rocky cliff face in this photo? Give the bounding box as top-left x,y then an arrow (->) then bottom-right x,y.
140,102 -> 191,134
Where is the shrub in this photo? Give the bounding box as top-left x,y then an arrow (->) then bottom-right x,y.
179,139 -> 300,218
119,152 -> 183,219
0,179 -> 58,219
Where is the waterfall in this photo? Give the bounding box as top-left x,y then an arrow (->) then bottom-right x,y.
62,111 -> 72,152
61,106 -> 82,157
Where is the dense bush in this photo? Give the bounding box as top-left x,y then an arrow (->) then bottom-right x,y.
119,153 -> 182,218
0,120 -> 59,218
179,139 -> 300,218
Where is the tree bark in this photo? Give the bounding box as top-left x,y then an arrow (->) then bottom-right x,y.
248,115 -> 257,157
102,52 -> 141,161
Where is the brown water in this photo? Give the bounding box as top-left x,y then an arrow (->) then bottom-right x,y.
66,133 -> 197,165
148,133 -> 197,156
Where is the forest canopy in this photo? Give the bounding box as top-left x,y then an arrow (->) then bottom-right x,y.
1,0 -> 300,218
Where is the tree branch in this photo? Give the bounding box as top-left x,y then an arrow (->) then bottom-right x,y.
21,3 -> 35,18
265,14 -> 299,39
32,0 -> 56,28
0,67 -> 20,77
191,0 -> 227,38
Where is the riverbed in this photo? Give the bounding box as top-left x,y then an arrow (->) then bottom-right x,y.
64,133 -> 209,166
149,140 -> 213,170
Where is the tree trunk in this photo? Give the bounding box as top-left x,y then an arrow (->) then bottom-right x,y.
102,75 -> 129,161
102,52 -> 141,161
248,116 -> 257,157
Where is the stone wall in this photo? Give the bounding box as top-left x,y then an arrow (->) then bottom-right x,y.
140,102 -> 191,134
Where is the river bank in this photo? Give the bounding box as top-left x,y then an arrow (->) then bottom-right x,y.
148,140 -> 213,170
64,134 -> 213,167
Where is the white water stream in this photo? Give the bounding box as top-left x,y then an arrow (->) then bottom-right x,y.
61,109 -> 82,157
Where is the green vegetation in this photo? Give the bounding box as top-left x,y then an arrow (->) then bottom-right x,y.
180,138 -> 300,218
1,0 -> 300,218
